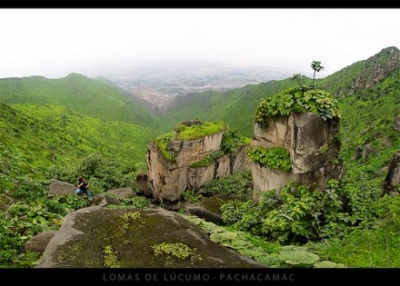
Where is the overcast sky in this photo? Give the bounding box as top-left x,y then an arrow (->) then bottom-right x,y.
0,8 -> 399,79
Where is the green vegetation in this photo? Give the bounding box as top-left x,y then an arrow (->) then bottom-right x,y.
164,82 -> 294,137
220,129 -> 251,156
219,180 -> 348,244
103,245 -> 121,268
246,146 -> 292,172
153,132 -> 175,162
255,87 -> 342,128
189,151 -> 225,168
181,189 -> 203,203
121,211 -> 142,231
311,60 -> 324,86
0,74 -> 168,133
151,242 -> 202,263
12,103 -> 152,166
0,188 -> 88,267
154,121 -> 249,164
0,47 -> 400,268
174,120 -> 226,140
203,170 -> 253,199
183,215 -> 345,268
188,128 -> 251,168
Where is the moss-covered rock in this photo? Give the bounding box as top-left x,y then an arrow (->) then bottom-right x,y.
37,206 -> 267,268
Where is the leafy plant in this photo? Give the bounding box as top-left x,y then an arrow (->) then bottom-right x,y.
277,245 -> 320,267
220,180 -> 353,244
182,189 -> 203,203
182,214 -> 344,268
255,87 -> 342,128
247,146 -> 291,172
204,170 -> 253,199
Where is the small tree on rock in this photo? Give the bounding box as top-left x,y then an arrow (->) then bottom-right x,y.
311,61 -> 324,86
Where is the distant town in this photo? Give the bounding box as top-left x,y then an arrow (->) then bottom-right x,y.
107,61 -> 296,111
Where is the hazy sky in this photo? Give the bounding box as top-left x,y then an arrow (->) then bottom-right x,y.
0,8 -> 399,79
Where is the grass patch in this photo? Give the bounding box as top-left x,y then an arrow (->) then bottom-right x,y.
175,121 -> 226,141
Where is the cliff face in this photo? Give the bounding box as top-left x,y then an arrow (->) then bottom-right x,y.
146,126 -> 250,203
250,112 -> 344,200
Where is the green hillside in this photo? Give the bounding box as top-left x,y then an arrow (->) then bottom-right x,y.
0,103 -> 151,185
0,73 -> 168,134
0,46 -> 400,269
338,69 -> 400,190
318,46 -> 400,96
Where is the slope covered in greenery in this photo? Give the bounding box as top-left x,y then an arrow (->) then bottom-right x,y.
0,73 -> 168,134
0,103 -> 151,188
338,68 -> 400,191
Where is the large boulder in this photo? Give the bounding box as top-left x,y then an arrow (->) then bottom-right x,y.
48,179 -> 76,196
147,129 -> 250,203
251,112 -> 343,198
24,230 -> 58,253
37,207 -> 266,268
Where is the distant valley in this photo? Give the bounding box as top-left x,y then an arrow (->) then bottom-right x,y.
105,61 -> 296,111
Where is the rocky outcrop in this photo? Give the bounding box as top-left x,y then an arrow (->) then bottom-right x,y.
352,47 -> 400,90
48,179 -> 76,196
331,47 -> 400,97
146,128 -> 249,203
250,112 -> 343,199
24,230 -> 57,253
37,206 -> 266,268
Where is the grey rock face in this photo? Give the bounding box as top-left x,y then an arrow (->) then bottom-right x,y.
251,112 -> 343,198
147,131 -> 250,203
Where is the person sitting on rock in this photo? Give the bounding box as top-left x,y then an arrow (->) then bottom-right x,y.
75,176 -> 93,201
